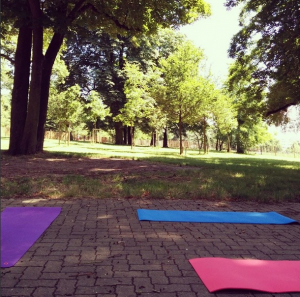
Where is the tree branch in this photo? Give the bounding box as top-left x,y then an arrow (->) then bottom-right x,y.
1,53 -> 15,65
66,0 -> 87,23
266,102 -> 299,116
102,11 -> 141,32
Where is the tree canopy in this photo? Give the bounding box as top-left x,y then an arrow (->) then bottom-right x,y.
225,0 -> 300,119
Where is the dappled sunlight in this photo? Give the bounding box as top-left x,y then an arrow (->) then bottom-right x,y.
44,158 -> 67,162
90,168 -> 121,172
22,198 -> 47,203
213,201 -> 229,207
237,259 -> 268,267
97,214 -> 113,219
231,173 -> 245,178
275,164 -> 299,170
2,137 -> 300,202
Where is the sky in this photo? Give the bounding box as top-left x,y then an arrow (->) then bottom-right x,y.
179,0 -> 242,81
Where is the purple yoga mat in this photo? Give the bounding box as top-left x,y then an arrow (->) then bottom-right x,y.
1,207 -> 61,268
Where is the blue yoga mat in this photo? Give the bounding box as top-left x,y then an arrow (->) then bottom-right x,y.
137,209 -> 297,224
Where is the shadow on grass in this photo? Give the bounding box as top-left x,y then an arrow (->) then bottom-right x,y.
1,139 -> 299,202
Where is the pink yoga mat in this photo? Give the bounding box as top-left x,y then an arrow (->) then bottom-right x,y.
189,257 -> 300,293
1,207 -> 61,268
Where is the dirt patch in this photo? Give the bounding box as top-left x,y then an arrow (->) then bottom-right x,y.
1,153 -> 189,179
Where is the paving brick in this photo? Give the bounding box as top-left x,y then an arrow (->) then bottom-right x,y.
21,266 -> 43,279
39,272 -> 71,279
0,277 -> 20,288
32,287 -> 56,297
56,279 -> 77,295
149,270 -> 169,285
76,285 -> 115,295
43,260 -> 63,272
115,285 -> 136,297
134,277 -> 154,293
0,288 -> 35,296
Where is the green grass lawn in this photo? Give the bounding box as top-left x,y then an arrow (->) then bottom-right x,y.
1,137 -> 300,202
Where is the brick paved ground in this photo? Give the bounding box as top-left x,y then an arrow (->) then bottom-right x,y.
1,198 -> 300,297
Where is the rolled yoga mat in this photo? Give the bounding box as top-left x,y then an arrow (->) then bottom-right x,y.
1,207 -> 61,268
189,257 -> 300,293
137,209 -> 297,224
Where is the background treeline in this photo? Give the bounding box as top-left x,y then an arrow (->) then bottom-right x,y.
1,0 -> 299,155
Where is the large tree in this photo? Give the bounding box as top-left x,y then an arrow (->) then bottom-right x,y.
157,41 -> 205,154
4,0 -> 211,155
225,0 -> 300,120
226,60 -> 269,153
64,28 -> 187,144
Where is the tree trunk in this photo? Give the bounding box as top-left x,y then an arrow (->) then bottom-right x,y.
128,126 -> 132,145
203,120 -> 207,154
219,141 -> 224,151
36,32 -> 64,152
21,0 -> 43,154
227,134 -> 231,152
236,119 -> 245,154
130,124 -> 134,150
123,126 -> 128,144
150,130 -> 157,147
163,127 -> 168,148
8,23 -> 32,155
115,121 -> 123,144
179,112 -> 183,155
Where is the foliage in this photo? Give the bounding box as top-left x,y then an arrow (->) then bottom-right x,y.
157,41 -> 206,154
85,91 -> 111,128
225,0 -> 300,120
212,91 -> 237,136
226,59 -> 270,153
64,28 -> 189,143
234,119 -> 273,153
0,59 -> 13,128
47,85 -> 83,134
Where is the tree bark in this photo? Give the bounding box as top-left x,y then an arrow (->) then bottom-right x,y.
130,125 -> 134,150
21,0 -> 43,154
236,119 -> 245,154
115,121 -> 123,144
219,141 -> 224,151
163,127 -> 168,148
227,134 -> 231,152
179,112 -> 183,155
128,126 -> 132,145
36,33 -> 64,152
123,126 -> 128,144
9,23 -> 32,155
202,119 -> 209,154
150,130 -> 156,147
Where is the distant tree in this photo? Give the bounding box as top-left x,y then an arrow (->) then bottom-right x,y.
64,28 -> 188,144
157,41 -> 205,154
85,91 -> 111,129
114,62 -> 157,149
226,60 -> 267,153
47,85 -> 83,145
212,91 -> 237,152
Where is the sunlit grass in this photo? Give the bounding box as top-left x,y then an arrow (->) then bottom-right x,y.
1,137 -> 300,202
